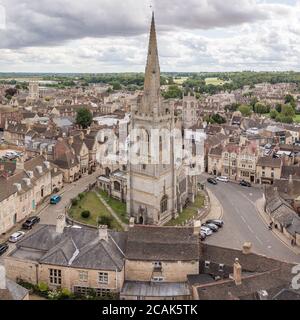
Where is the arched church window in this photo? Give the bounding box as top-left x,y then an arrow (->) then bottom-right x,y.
160,195 -> 168,213
114,181 -> 121,192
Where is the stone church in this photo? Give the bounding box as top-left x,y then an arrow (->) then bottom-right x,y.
126,13 -> 199,226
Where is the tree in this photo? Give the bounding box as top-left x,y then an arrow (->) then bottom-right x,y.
76,108 -> 93,129
111,81 -> 121,91
275,103 -> 282,113
211,113 -> 226,124
98,216 -> 113,228
281,104 -> 296,118
284,94 -> 296,109
5,87 -> 17,98
162,85 -> 183,99
254,102 -> 270,114
238,105 -> 252,117
270,109 -> 279,119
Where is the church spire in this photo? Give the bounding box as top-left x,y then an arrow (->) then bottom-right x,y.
142,12 -> 161,114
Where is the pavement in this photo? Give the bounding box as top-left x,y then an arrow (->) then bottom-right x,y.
203,188 -> 223,222
201,174 -> 300,264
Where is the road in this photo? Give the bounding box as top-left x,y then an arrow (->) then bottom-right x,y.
205,180 -> 300,264
0,171 -> 100,265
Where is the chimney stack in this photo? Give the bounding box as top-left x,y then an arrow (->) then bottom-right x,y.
242,242 -> 252,255
233,258 -> 242,286
98,225 -> 108,242
0,265 -> 6,290
193,220 -> 201,236
56,214 -> 66,234
129,217 -> 135,228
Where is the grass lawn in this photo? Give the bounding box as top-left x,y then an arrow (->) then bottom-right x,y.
166,193 -> 205,226
205,77 -> 229,86
294,115 -> 300,123
98,190 -> 129,224
69,192 -> 123,231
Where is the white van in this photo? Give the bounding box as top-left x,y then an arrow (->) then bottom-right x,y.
216,176 -> 229,183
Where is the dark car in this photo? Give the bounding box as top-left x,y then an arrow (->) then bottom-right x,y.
0,243 -> 9,256
200,232 -> 206,241
203,223 -> 219,232
206,219 -> 224,228
207,178 -> 218,185
22,216 -> 40,230
240,180 -> 251,187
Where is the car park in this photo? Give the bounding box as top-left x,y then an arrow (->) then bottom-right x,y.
216,176 -> 229,183
240,180 -> 251,187
22,216 -> 40,230
201,226 -> 213,236
50,195 -> 62,204
207,178 -> 218,185
0,243 -> 9,256
203,223 -> 219,232
9,231 -> 25,243
206,219 -> 224,228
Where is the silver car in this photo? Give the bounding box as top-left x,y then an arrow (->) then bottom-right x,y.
9,231 -> 25,243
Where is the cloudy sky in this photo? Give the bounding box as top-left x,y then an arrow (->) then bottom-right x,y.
0,0 -> 299,73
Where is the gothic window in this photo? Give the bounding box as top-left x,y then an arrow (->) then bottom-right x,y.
114,181 -> 121,192
160,195 -> 168,213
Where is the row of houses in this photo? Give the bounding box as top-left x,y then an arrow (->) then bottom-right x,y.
0,155 -> 63,235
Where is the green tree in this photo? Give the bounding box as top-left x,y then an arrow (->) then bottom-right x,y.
284,94 -> 296,109
238,105 -> 252,117
211,113 -> 226,124
275,103 -> 282,113
76,108 -> 93,129
111,81 -> 122,91
281,104 -> 296,118
162,85 -> 183,99
254,102 -> 270,114
270,109 -> 279,119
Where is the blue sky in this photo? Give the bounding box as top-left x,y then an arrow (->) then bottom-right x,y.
0,0 -> 299,72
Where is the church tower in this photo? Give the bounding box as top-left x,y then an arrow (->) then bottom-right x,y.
126,13 -> 178,225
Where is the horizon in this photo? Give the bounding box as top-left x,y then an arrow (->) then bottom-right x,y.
0,0 -> 299,73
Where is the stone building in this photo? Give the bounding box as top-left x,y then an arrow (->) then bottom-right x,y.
127,13 -> 198,226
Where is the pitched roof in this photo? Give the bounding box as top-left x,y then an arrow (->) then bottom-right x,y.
125,225 -> 199,261
10,225 -> 127,271
257,157 -> 282,168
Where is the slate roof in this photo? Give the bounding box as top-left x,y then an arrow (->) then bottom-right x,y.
0,279 -> 28,300
10,225 -> 127,271
121,281 -> 190,297
125,225 -> 199,261
257,157 -> 282,168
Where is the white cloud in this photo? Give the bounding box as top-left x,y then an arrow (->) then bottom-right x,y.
0,0 -> 298,72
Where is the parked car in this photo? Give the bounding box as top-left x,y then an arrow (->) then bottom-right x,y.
201,226 -> 213,236
50,195 -> 62,204
240,180 -> 251,187
200,232 -> 207,241
207,178 -> 218,185
216,176 -> 229,183
22,216 -> 40,230
9,231 -> 25,243
0,243 -> 9,256
203,223 -> 219,232
206,219 -> 224,228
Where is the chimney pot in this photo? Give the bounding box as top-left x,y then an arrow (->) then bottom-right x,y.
129,217 -> 135,228
242,242 -> 252,255
56,214 -> 66,234
98,225 -> 108,241
0,265 -> 6,290
193,220 -> 201,236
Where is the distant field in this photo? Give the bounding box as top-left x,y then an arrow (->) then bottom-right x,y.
205,77 -> 229,86
173,77 -> 189,85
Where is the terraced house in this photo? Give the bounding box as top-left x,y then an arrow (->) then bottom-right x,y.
0,155 -> 63,234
